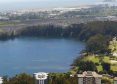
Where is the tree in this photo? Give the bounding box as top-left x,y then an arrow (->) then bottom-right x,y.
101,62 -> 110,73
78,61 -> 97,72
86,34 -> 108,54
5,73 -> 35,84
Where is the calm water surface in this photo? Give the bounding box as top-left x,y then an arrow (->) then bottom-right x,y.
0,37 -> 85,76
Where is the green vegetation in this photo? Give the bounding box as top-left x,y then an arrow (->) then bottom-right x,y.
86,34 -> 108,53
48,73 -> 77,84
3,73 -> 35,84
3,73 -> 78,84
72,55 -> 117,75
70,34 -> 117,77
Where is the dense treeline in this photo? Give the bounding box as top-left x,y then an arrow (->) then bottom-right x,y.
0,21 -> 116,39
16,21 -> 117,40
48,73 -> 77,84
3,73 -> 78,84
3,73 -> 35,84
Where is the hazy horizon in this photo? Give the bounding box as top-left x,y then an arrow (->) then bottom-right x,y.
0,0 -> 101,11
0,0 -> 117,11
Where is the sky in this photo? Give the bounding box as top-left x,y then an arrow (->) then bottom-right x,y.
0,0 -> 100,3
0,0 -> 116,11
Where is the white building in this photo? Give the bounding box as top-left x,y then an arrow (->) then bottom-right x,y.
34,72 -> 48,84
0,77 -> 3,84
77,71 -> 102,84
114,77 -> 117,84
112,52 -> 117,57
109,37 -> 117,57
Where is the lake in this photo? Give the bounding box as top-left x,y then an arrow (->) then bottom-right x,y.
0,37 -> 85,76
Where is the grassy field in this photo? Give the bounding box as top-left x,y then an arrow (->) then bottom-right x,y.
81,55 -> 117,72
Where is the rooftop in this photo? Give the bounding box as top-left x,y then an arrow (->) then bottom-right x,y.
34,72 -> 48,80
114,77 -> 117,80
77,71 -> 102,78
